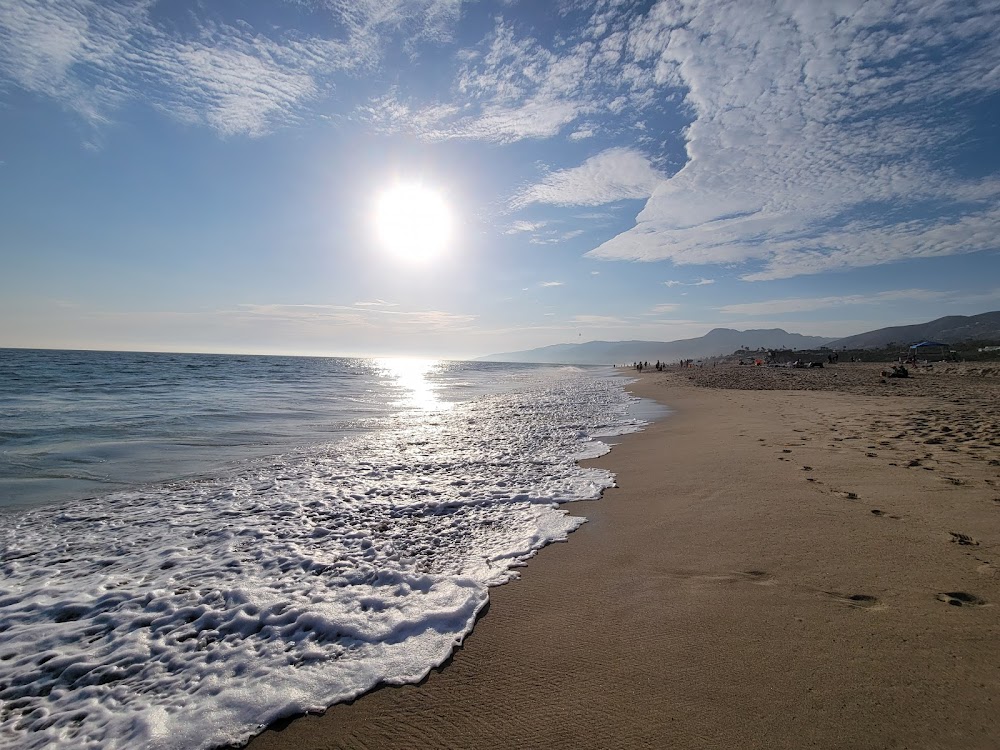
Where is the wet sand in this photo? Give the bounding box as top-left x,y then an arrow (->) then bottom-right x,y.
245,363 -> 1000,749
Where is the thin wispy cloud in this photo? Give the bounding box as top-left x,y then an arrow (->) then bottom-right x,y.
571,314 -> 631,326
238,302 -> 476,330
664,278 -> 715,288
504,220 -> 548,234
539,281 -> 564,287
648,303 -> 680,314
0,0 -> 463,136
717,289 -> 949,316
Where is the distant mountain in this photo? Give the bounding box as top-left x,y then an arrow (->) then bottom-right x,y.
479,328 -> 833,365
826,311 -> 1000,350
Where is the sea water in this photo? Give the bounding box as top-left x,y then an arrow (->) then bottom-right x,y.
0,350 -> 650,749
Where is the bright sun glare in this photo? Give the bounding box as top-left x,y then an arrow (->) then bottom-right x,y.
373,184 -> 453,263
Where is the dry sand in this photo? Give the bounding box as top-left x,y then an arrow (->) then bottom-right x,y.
245,363 -> 1000,750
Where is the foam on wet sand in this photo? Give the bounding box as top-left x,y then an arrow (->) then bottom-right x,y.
0,373 -> 645,750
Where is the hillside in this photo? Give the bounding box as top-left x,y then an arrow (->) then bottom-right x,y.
479,328 -> 832,365
826,311 -> 1000,349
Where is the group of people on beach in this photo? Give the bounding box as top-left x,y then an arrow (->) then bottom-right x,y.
630,360 -> 676,372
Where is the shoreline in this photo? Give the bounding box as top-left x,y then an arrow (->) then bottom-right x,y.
245,365 -> 1000,749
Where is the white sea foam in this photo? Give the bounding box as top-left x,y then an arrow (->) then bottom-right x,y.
0,371 -> 645,749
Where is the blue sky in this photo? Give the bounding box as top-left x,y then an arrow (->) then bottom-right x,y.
1,0 -> 998,358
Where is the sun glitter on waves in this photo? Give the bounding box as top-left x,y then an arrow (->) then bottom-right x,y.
373,183 -> 453,263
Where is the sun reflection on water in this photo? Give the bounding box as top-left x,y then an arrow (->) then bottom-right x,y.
374,357 -> 452,411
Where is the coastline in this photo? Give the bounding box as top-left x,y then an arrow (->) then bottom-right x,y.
245,365 -> 1000,749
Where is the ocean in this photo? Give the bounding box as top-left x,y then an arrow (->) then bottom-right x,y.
0,349 -> 654,749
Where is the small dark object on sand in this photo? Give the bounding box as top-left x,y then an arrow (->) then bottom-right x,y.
880,365 -> 909,378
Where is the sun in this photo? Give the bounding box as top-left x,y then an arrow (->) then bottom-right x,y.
373,183 -> 453,263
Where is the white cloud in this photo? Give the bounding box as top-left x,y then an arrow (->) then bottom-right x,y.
717,289 -> 949,316
664,278 -> 714,287
0,0 -> 465,135
648,303 -> 680,314
360,7 -> 663,144
504,220 -> 548,234
513,147 -> 664,208
5,0 -> 999,284
353,299 -> 398,307
527,229 -> 586,245
540,281 -> 564,287
582,0 -> 1000,279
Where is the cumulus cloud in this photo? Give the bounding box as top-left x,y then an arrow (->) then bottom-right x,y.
512,147 -> 665,208
568,125 -> 596,140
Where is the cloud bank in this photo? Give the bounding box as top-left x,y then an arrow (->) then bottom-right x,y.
580,0 -> 1000,279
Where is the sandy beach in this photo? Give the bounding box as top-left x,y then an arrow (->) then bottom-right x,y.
245,362 -> 1000,749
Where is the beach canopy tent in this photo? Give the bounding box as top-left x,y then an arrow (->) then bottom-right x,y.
908,341 -> 949,359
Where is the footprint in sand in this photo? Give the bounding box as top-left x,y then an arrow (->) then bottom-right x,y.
949,532 -> 979,546
823,591 -> 881,609
870,509 -> 901,519
936,591 -> 987,607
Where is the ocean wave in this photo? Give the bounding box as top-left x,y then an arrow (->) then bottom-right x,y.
0,372 -> 645,749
